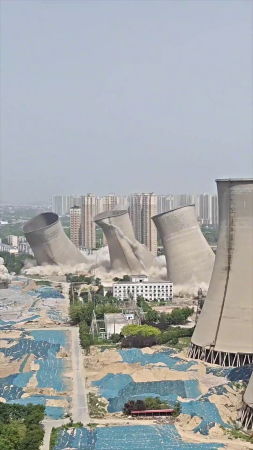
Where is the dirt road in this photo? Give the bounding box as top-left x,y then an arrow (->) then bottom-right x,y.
71,327 -> 89,425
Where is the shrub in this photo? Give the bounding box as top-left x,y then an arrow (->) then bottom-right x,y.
123,397 -> 170,415
121,324 -> 161,337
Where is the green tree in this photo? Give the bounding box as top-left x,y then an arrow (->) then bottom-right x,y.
121,324 -> 161,337
145,309 -> 159,323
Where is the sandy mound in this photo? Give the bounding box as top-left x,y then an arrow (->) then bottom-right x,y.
0,331 -> 22,339
0,353 -> 25,377
22,280 -> 38,292
91,362 -> 140,380
46,398 -> 69,408
25,373 -> 38,391
131,367 -> 192,383
176,413 -> 202,430
208,391 -> 242,424
209,423 -> 226,439
141,347 -> 158,354
23,354 -> 35,372
30,360 -> 40,371
57,347 -> 68,358
0,339 -> 18,348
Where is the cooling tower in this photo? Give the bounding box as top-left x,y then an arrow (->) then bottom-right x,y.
94,210 -> 159,274
152,205 -> 214,285
238,373 -> 253,430
189,179 -> 253,367
23,212 -> 87,266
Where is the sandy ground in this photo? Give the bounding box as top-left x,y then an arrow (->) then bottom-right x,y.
0,352 -> 26,377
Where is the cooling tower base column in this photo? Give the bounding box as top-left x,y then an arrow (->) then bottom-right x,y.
188,343 -> 253,367
238,404 -> 253,431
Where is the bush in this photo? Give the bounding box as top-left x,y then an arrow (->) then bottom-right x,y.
121,335 -> 158,348
123,397 -> 169,415
121,324 -> 161,337
110,333 -> 121,343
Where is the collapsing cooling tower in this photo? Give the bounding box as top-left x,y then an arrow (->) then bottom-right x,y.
189,179 -> 253,367
152,205 -> 214,285
94,210 -> 159,274
238,373 -> 253,430
23,212 -> 87,266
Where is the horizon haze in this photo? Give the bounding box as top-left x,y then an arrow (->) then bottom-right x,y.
0,0 -> 252,203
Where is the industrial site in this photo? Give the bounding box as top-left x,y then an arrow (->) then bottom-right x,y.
0,178 -> 252,450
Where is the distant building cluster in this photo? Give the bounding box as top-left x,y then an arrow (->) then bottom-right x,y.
52,192 -> 218,252
0,235 -> 34,256
157,194 -> 218,226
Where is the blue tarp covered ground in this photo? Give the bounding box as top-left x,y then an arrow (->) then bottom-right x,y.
119,348 -> 198,371
54,425 -> 225,450
0,329 -> 70,419
94,374 -> 202,413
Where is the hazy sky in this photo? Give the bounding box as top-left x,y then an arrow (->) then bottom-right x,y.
0,0 -> 252,204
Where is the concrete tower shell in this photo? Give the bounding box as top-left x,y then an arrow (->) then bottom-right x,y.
23,212 -> 87,266
238,373 -> 253,430
94,210 -> 159,274
152,205 -> 215,285
189,179 -> 253,367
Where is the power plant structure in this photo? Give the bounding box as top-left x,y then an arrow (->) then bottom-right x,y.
238,373 -> 253,431
189,179 -> 253,367
94,210 -> 160,275
23,212 -> 87,266
152,205 -> 215,285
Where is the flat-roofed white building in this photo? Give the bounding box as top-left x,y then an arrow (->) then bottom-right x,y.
113,275 -> 173,303
104,313 -> 135,338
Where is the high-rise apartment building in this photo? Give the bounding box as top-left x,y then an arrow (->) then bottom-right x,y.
129,194 -> 143,243
142,193 -> 157,255
102,194 -> 118,212
157,193 -> 218,226
70,206 -> 81,247
81,194 -> 97,248
129,193 -> 157,255
51,195 -> 81,216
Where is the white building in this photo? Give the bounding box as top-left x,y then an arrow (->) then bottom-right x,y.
104,312 -> 135,338
18,242 -> 34,256
113,275 -> 173,303
7,235 -> 19,247
0,243 -> 18,254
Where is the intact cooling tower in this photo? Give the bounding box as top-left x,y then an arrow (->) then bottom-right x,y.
152,205 -> 214,285
94,210 -> 159,274
23,212 -> 87,266
238,373 -> 253,430
189,179 -> 253,367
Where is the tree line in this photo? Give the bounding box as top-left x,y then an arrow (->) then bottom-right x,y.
0,403 -> 45,450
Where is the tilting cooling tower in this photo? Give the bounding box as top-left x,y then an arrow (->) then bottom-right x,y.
189,179 -> 253,367
94,210 -> 159,274
152,206 -> 214,285
23,212 -> 87,266
238,373 -> 253,430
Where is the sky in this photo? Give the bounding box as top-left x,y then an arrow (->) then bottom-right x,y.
0,0 -> 252,204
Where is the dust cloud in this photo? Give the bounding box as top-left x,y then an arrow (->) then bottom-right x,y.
0,257 -> 12,285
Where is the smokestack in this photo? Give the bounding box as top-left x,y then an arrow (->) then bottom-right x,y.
94,210 -> 159,274
238,373 -> 253,430
189,179 -> 253,367
152,205 -> 214,284
23,212 -> 87,266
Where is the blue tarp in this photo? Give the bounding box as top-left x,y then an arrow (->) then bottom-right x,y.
54,425 -> 225,450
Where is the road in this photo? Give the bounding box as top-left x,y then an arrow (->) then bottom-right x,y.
71,327 -> 89,425
41,327 -> 89,449
41,419 -> 69,450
